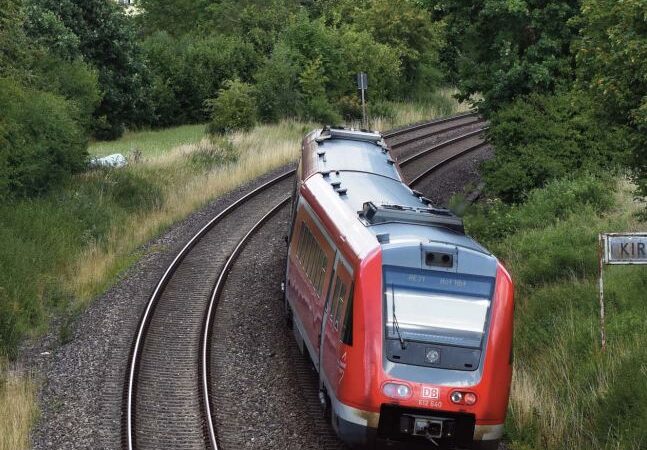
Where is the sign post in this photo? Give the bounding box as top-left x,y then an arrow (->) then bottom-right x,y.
357,72 -> 368,129
598,232 -> 647,350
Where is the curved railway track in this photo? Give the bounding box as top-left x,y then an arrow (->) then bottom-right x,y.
122,112 -> 489,450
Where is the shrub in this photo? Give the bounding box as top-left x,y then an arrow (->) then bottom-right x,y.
102,169 -> 164,212
368,100 -> 396,121
32,0 -> 155,140
0,77 -> 87,199
337,95 -> 363,122
186,137 -> 240,171
299,57 -> 340,124
144,32 -> 260,126
482,92 -> 626,203
254,41 -> 303,121
462,175 -> 615,243
206,79 -> 257,135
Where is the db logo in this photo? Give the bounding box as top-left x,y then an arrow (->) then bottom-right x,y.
422,386 -> 439,399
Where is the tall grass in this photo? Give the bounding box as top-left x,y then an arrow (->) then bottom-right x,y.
0,362 -> 36,450
89,124 -> 206,158
461,177 -> 647,449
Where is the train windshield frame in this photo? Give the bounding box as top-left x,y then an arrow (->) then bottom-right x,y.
383,266 -> 495,350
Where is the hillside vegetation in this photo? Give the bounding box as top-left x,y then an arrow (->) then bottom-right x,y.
455,176 -> 647,449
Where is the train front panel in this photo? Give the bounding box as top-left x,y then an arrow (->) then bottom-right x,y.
333,239 -> 514,449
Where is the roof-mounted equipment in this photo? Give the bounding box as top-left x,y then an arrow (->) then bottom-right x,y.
316,126 -> 384,146
359,202 -> 464,233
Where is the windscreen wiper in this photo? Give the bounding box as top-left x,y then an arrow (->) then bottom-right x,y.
391,284 -> 407,350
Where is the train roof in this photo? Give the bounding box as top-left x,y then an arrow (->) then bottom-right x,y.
301,127 -> 491,257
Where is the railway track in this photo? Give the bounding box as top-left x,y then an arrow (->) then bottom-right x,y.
122,112 -> 489,450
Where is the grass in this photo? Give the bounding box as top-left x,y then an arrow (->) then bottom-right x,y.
0,95 -> 468,448
459,176 -> 647,449
0,363 -> 36,450
89,123 -> 206,158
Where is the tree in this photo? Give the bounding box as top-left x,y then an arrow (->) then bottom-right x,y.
423,0 -> 580,112
0,0 -> 29,77
575,0 -> 647,195
353,0 -> 444,89
299,57 -> 340,123
206,79 -> 257,135
0,77 -> 88,199
138,0 -> 210,36
33,0 -> 154,139
482,91 -> 626,202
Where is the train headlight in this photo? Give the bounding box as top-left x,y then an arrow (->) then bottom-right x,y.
450,391 -> 477,405
464,393 -> 477,405
450,391 -> 463,404
383,382 -> 412,399
425,348 -> 440,364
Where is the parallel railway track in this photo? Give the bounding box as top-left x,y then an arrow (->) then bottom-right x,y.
122,112 -> 489,450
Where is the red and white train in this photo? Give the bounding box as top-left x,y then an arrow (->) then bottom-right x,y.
284,127 -> 514,449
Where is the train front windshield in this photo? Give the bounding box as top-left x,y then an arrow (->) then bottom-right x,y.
384,266 -> 495,349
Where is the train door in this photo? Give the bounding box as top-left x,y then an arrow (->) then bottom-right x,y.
319,255 -> 354,395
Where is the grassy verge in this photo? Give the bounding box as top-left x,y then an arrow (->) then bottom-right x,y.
456,176 -> 647,449
88,123 -> 207,159
0,363 -> 36,450
0,95 -> 467,448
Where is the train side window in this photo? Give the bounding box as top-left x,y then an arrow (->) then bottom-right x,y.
315,252 -> 327,296
334,282 -> 347,329
341,285 -> 354,345
296,223 -> 329,297
296,224 -> 306,259
329,279 -> 342,321
303,228 -> 316,276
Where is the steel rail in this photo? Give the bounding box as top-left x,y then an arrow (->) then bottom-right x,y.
123,171 -> 295,450
382,111 -> 477,139
390,117 -> 485,149
398,127 -> 489,166
200,196 -> 291,450
409,141 -> 489,187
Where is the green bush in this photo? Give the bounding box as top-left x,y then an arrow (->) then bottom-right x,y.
298,56 -> 340,124
575,0 -> 647,199
337,95 -> 363,122
482,92 -> 626,203
254,41 -> 303,121
144,32 -> 260,126
186,137 -> 240,171
206,79 -> 257,135
32,0 -> 155,139
463,175 -> 615,243
0,77 -> 87,199
101,169 -> 164,212
462,175 -> 647,448
368,100 -> 396,121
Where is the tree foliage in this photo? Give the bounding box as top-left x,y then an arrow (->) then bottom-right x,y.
575,0 -> 647,195
424,0 -> 580,112
206,79 -> 257,135
483,91 -> 627,202
0,78 -> 88,199
32,0 -> 154,139
143,32 -> 260,126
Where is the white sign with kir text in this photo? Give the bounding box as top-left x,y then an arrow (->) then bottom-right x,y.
602,233 -> 647,265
